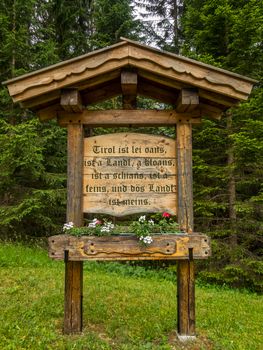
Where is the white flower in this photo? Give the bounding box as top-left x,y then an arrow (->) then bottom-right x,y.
101,226 -> 110,233
100,221 -> 114,233
139,235 -> 153,245
63,222 -> 74,231
139,215 -> 146,223
107,222 -> 114,229
148,219 -> 154,225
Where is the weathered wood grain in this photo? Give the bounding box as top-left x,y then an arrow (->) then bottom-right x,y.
64,123 -> 84,334
198,88 -> 239,107
176,88 -> 199,113
176,123 -> 193,233
67,124 -> 84,226
36,104 -> 62,121
61,89 -> 83,112
176,121 -> 195,336
6,44 -> 130,102
48,234 -> 211,261
200,103 -> 225,119
57,109 -> 201,127
128,43 -> 255,100
64,259 -> 83,333
138,79 -> 178,105
83,192 -> 177,217
5,40 -> 255,105
83,133 -> 177,216
82,80 -> 121,105
121,71 -> 137,109
36,102 -> 223,124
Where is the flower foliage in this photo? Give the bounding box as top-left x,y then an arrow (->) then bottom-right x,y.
131,215 -> 155,245
64,218 -> 115,237
62,212 -> 180,245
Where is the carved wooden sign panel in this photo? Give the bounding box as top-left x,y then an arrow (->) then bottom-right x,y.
83,133 -> 177,216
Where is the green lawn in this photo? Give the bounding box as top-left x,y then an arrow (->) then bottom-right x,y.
0,243 -> 262,349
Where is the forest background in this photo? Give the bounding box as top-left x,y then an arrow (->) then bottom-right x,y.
0,0 -> 262,292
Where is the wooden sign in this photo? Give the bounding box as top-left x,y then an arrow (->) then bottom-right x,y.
83,133 -> 177,216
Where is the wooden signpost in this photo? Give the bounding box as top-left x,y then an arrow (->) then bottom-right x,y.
49,120 -> 208,336
4,38 -> 255,340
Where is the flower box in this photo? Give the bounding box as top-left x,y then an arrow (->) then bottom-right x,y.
48,233 -> 211,261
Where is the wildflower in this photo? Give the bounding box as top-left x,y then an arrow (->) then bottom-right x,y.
88,218 -> 102,228
100,226 -> 110,233
139,235 -> 153,245
63,222 -> 74,231
138,215 -> 146,223
100,221 -> 114,233
162,212 -> 171,218
148,219 -> 154,225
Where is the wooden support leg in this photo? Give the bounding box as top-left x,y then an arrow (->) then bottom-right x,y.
64,122 -> 84,333
64,261 -> 83,334
176,122 -> 195,337
177,260 -> 195,336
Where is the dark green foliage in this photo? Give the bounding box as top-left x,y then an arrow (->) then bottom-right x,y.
181,0 -> 263,291
91,0 -> 142,48
0,0 -> 262,292
0,119 -> 67,238
0,0 -> 35,78
135,0 -> 184,53
0,0 -> 140,240
182,0 -> 263,76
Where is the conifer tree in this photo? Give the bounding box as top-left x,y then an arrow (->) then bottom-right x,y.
182,0 -> 263,290
91,0 -> 141,48
0,0 -> 141,238
135,0 -> 184,53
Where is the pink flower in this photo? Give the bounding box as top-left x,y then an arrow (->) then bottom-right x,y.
162,212 -> 171,218
95,220 -> 102,225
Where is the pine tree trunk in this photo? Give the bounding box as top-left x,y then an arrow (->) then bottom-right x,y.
11,0 -> 16,78
10,0 -> 17,126
172,0 -> 179,53
226,111 -> 237,245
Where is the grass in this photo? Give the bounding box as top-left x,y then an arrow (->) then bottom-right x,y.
0,243 -> 262,349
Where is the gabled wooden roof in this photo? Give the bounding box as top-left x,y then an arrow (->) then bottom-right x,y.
3,37 -> 257,120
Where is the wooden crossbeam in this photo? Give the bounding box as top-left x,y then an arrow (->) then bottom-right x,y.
200,103 -> 225,119
37,103 -> 223,122
57,109 -> 201,127
36,104 -> 63,121
82,81 -> 121,105
198,89 -> 239,107
138,80 -> 177,105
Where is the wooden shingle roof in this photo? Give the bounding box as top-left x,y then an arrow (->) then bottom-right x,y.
3,38 -> 257,120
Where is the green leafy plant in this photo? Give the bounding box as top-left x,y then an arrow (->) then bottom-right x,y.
62,212 -> 181,245
63,219 -> 115,237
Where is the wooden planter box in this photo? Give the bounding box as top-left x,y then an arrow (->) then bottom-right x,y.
48,233 -> 211,261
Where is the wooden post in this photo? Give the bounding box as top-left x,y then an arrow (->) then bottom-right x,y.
64,123 -> 84,334
121,71 -> 137,109
176,122 -> 195,336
